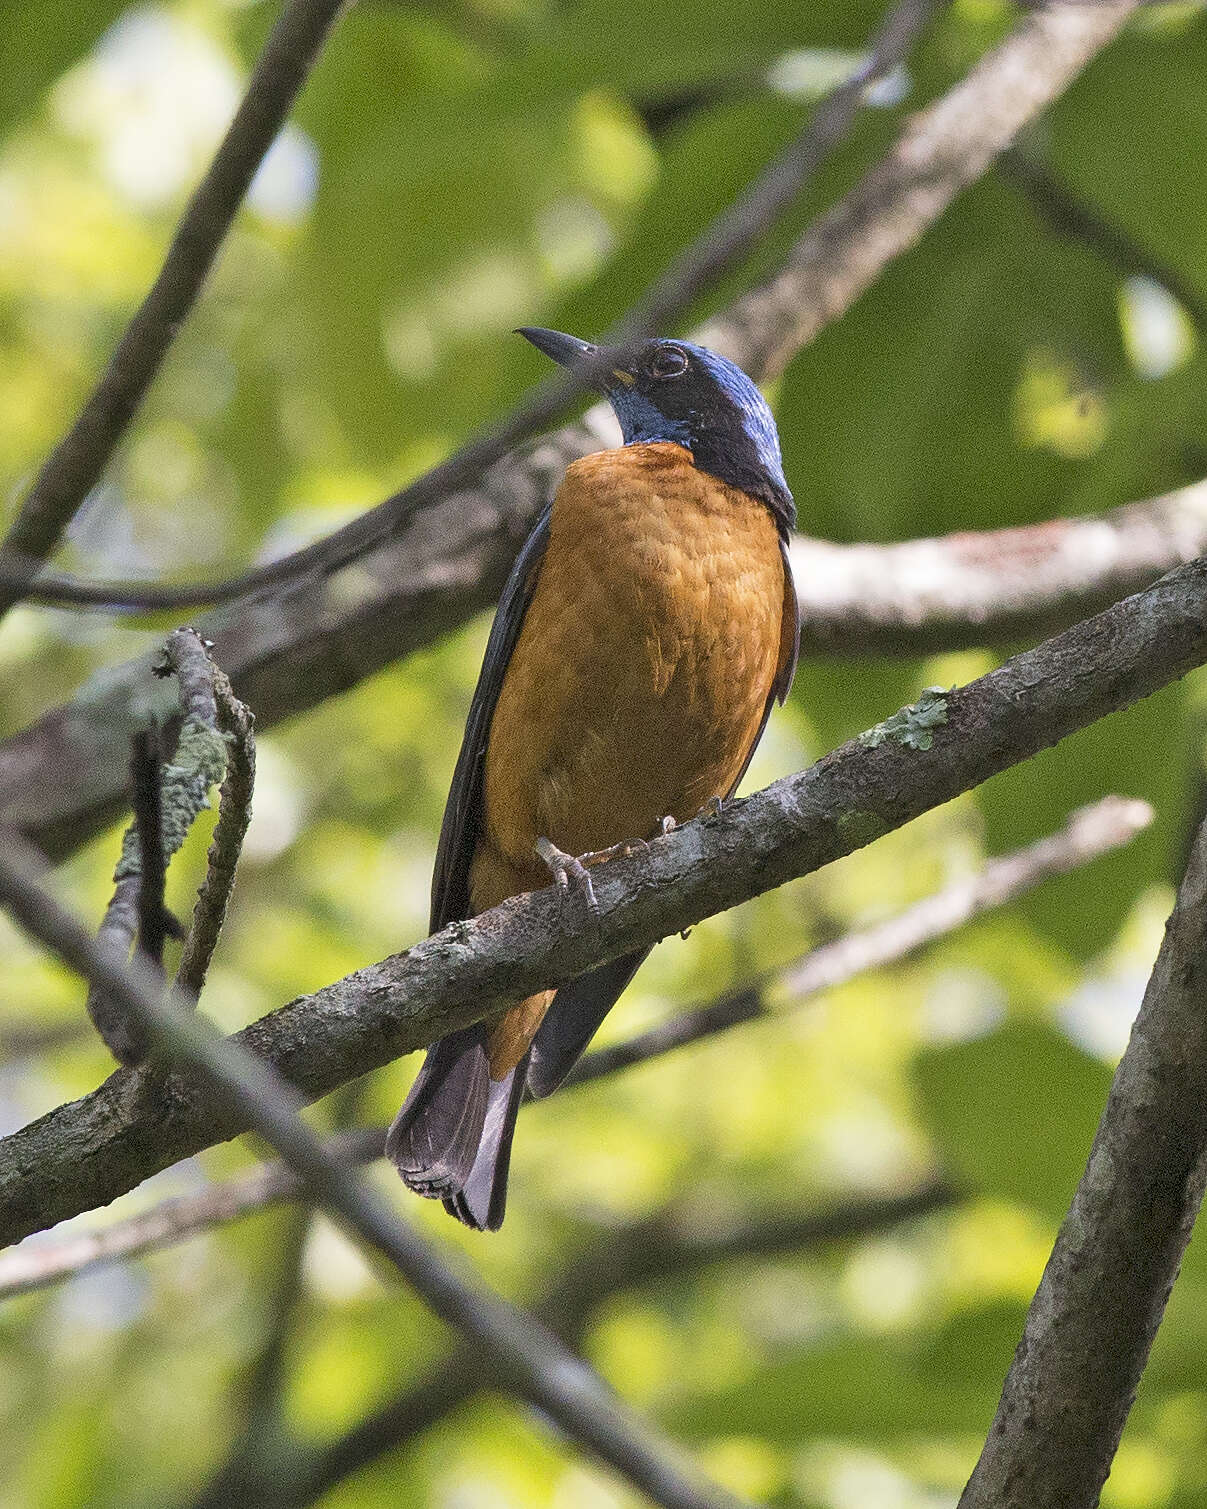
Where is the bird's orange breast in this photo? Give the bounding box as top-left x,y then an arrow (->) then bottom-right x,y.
469,441 -> 791,915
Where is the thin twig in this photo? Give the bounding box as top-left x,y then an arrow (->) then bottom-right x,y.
960,811 -> 1207,1508
0,796 -> 1144,1303
0,0 -> 347,621
999,145 -> 1207,330
133,729 -> 169,971
2,0 -> 942,615
2,551 -> 1204,1249
173,647 -> 256,999
0,841 -> 750,1509
0,1129 -> 382,1300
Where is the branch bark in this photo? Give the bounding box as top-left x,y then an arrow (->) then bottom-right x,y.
960,814 -> 1207,1507
1,554 -> 1204,1251
0,0 -> 1146,861
0,0 -> 346,620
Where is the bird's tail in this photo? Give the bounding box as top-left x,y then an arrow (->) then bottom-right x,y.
386,1025 -> 529,1231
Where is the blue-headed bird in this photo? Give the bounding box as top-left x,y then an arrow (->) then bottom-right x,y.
387,329 -> 799,1229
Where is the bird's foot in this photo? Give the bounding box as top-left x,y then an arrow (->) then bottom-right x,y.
535,837 -> 601,919
696,796 -> 725,822
656,815 -> 676,836
577,836 -> 649,867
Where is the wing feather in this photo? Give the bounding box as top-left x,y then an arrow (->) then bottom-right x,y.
430,507 -> 551,931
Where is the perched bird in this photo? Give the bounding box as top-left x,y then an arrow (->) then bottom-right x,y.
387,328 -> 799,1230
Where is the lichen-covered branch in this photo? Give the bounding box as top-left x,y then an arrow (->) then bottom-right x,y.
83,635 -> 233,1063
0,0 -> 346,620
174,651 -> 256,1000
960,812 -> 1207,1507
1,554 -> 1204,1250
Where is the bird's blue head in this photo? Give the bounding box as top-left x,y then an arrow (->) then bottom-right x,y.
517,328 -> 795,535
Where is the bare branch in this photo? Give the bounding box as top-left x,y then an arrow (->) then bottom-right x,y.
961,813 -> 1207,1508
0,842 -> 752,1509
0,0 -> 346,621
0,795 -> 1145,1301
998,146 -> 1207,330
0,0 -> 1153,861
1,555 -> 1203,1250
3,0 -> 943,617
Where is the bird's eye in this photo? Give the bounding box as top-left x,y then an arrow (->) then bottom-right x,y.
647,346 -> 689,379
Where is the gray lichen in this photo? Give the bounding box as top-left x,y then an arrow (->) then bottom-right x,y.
858,687 -> 949,753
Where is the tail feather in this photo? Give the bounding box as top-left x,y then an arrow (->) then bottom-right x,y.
526,949 -> 650,1098
442,1048 -> 530,1232
386,1027 -> 490,1199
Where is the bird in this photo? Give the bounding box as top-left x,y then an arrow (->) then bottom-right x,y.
386,327 -> 799,1230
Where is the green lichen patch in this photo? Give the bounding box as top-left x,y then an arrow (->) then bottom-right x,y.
858,687 -> 949,753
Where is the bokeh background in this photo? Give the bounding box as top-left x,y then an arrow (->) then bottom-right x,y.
3,1 -> 1207,1505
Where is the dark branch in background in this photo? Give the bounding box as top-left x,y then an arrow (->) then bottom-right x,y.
220,1181 -> 958,1509
0,793 -> 1146,1302
83,629 -> 233,1063
2,552 -> 1203,1251
0,0 -> 942,616
998,146 -> 1207,330
701,0 -> 1141,380
132,730 -> 170,973
0,843 -> 751,1509
0,0 -> 347,621
0,0 -> 1149,864
960,813 -> 1207,1509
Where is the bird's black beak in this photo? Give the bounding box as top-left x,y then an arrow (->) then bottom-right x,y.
515,326 -> 627,393
515,326 -> 598,370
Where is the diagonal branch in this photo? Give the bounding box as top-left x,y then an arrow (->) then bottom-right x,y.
1,0 -> 943,617
0,0 -> 1152,865
0,794 -> 1145,1302
960,812 -> 1207,1507
0,551 -> 1204,1250
0,840 -> 751,1509
0,0 -> 346,621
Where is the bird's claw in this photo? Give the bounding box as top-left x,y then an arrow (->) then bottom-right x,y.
656,815 -> 676,836
535,837 -> 600,919
697,796 -> 724,822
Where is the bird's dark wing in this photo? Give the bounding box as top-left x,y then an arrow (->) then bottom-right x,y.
730,535 -> 799,791
430,506 -> 552,932
527,537 -> 799,1100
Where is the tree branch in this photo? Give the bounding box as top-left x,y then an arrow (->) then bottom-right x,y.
0,0 -> 1151,862
1,553 -> 1203,1250
2,0 -> 942,618
960,816 -> 1207,1507
0,793 -> 1145,1301
0,841 -> 751,1509
0,0 -> 346,620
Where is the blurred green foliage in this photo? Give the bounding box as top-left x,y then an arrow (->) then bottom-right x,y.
3,1 -> 1207,1506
